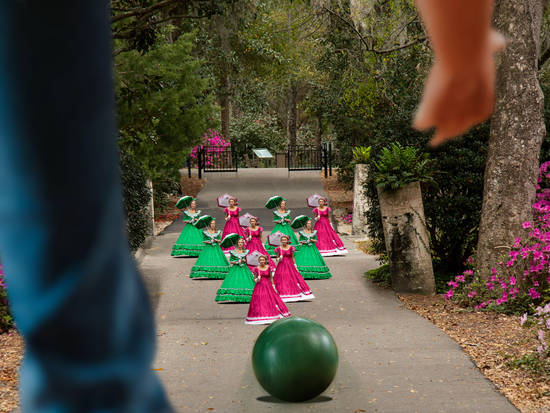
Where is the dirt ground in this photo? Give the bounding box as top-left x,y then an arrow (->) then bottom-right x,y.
180,175 -> 206,198
320,170 -> 353,211
0,332 -> 22,413
399,294 -> 550,413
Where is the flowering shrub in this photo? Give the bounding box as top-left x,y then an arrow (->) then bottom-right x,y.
446,162 -> 550,314
155,213 -> 182,223
340,213 -> 353,224
0,265 -> 14,333
190,130 -> 231,167
520,304 -> 550,357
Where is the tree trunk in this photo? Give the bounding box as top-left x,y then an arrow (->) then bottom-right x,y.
212,14 -> 231,139
288,80 -> 298,149
315,116 -> 323,148
219,82 -> 230,139
476,0 -> 546,277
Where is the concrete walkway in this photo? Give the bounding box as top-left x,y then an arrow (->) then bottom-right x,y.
140,169 -> 518,413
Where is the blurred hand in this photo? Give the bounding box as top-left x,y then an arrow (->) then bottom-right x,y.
414,30 -> 505,146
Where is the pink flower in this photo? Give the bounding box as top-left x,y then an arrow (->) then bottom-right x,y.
448,281 -> 459,289
467,291 -> 477,298
523,221 -> 532,229
444,289 -> 454,300
509,276 -> 516,286
463,269 -> 473,276
529,288 -> 541,299
520,313 -> 528,326
485,282 -> 494,291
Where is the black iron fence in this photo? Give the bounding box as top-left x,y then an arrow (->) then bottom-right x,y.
189,143 -> 334,178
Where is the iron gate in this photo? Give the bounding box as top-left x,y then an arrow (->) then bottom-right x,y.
286,143 -> 333,177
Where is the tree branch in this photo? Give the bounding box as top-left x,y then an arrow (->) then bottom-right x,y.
112,0 -> 186,23
321,6 -> 426,54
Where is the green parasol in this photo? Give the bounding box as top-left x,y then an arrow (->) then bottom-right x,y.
175,195 -> 194,209
265,195 -> 285,209
220,233 -> 241,248
194,215 -> 213,229
291,215 -> 311,229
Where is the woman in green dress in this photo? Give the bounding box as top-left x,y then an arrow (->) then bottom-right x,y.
171,199 -> 204,257
215,237 -> 255,303
264,199 -> 300,257
295,218 -> 332,279
189,219 -> 229,279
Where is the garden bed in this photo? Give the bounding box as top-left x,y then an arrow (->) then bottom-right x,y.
399,294 -> 550,413
153,176 -> 205,236
0,331 -> 22,413
320,170 -> 353,210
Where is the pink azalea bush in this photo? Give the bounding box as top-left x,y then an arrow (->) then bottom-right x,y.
520,304 -> 550,358
446,161 -> 550,314
190,129 -> 230,167
340,213 -> 353,224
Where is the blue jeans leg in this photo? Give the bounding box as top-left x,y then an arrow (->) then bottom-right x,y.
0,1 -> 173,412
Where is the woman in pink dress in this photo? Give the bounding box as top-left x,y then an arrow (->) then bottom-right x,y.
313,197 -> 348,256
273,235 -> 315,302
246,255 -> 291,325
222,197 -> 246,251
245,217 -> 276,270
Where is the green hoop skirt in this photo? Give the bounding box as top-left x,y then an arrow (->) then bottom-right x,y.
171,223 -> 204,257
189,243 -> 229,279
295,243 -> 332,279
264,224 -> 300,257
215,264 -> 255,303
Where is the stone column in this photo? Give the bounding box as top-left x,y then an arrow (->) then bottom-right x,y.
352,164 -> 369,236
377,181 -> 435,294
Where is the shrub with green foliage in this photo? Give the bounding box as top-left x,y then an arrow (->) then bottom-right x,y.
364,263 -> 390,288
352,146 -> 371,164
0,264 -> 13,333
116,32 -> 217,183
120,149 -> 152,251
374,143 -> 436,191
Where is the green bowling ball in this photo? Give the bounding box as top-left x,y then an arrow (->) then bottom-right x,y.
252,317 -> 338,402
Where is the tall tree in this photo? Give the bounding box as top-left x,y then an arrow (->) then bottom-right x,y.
476,0 -> 547,276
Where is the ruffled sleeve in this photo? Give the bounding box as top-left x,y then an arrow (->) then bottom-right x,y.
290,246 -> 295,254
224,207 -> 229,215
229,251 -> 239,264
313,207 -> 319,216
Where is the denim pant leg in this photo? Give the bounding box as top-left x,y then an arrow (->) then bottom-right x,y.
0,2 -> 172,412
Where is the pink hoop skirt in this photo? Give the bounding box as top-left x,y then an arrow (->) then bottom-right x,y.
246,267 -> 291,325
314,207 -> 348,256
273,246 -> 314,302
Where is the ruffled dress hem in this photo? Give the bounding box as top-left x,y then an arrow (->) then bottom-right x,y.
189,266 -> 228,279
245,313 -> 291,325
171,244 -> 203,257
